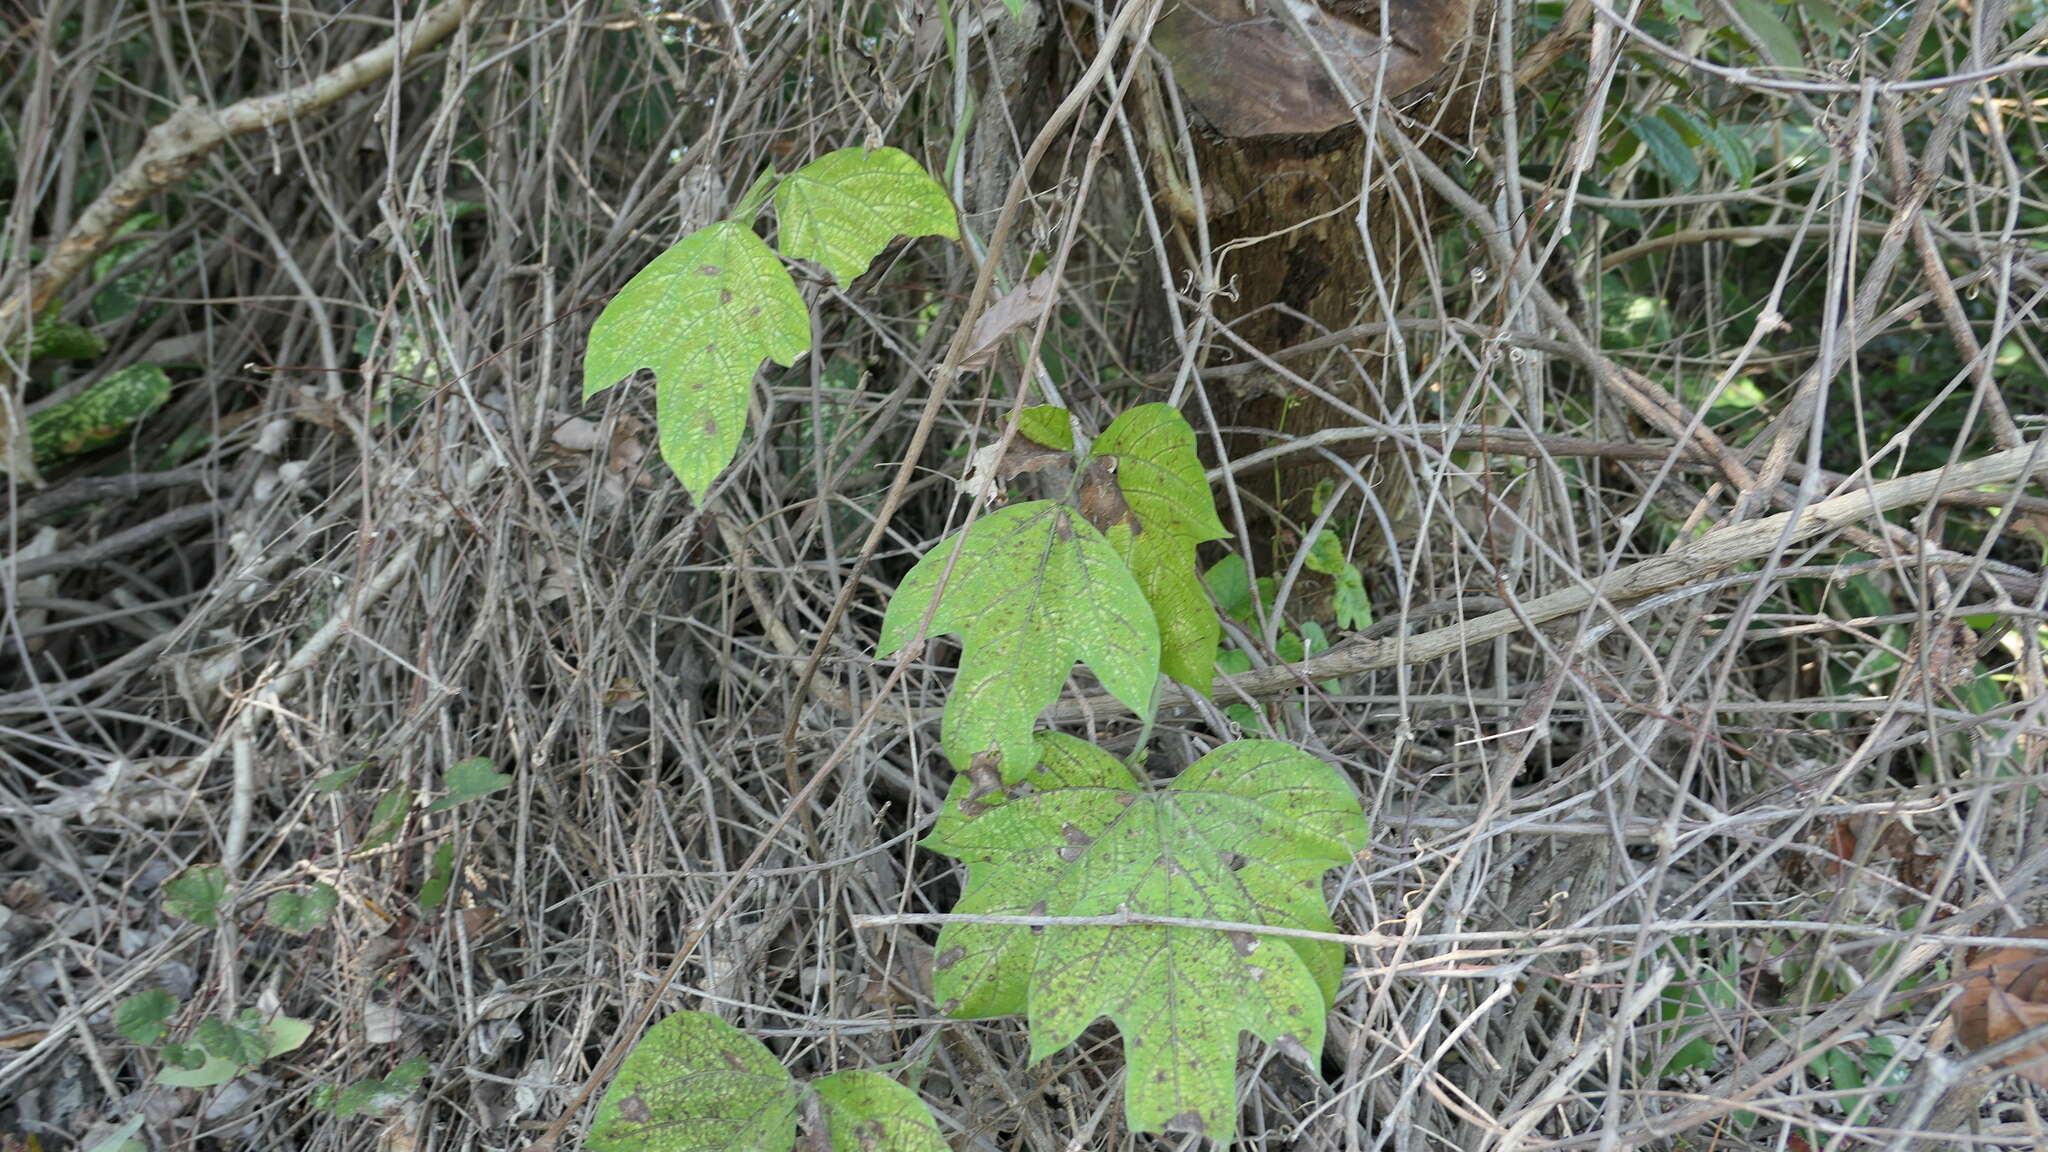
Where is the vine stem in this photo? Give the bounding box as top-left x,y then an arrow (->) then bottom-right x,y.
522,5 -> 1162,1148
775,0 -> 1162,774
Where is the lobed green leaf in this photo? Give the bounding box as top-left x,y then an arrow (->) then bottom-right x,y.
583,221 -> 810,499
774,147 -> 959,286
879,502 -> 1159,778
924,737 -> 1367,1140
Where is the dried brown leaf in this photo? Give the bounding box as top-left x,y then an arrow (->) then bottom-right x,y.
960,270 -> 1057,372
1955,924 -> 2048,1088
1901,620 -> 1979,695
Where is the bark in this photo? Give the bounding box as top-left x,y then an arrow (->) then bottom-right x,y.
1147,0 -> 1487,559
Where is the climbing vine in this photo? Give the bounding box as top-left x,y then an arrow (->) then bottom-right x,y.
581,143 -> 1367,1145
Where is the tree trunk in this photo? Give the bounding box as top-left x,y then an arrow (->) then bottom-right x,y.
1147,0 -> 1486,563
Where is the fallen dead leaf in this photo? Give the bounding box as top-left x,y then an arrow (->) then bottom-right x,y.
1954,924 -> 2048,1088
960,269 -> 1056,372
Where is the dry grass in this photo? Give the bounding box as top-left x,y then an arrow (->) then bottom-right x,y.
2,2 -> 2046,1150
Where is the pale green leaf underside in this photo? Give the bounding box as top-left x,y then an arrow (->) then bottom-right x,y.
878,502 -> 1159,777
588,1011 -> 800,1152
811,1070 -> 948,1152
925,737 -> 1367,1140
582,221 -> 810,499
775,147 -> 960,285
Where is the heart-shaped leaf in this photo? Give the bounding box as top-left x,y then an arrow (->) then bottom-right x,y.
810,1070 -> 948,1152
588,1010 -> 800,1152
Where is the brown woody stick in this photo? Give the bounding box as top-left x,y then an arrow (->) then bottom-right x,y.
1043,440 -> 2048,721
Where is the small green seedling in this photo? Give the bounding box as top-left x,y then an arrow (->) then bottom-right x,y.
315,1057 -> 431,1118
163,864 -> 228,926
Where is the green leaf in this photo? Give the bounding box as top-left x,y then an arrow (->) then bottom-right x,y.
773,147 -> 959,286
81,1116 -> 146,1152
157,1012 -> 311,1088
1086,404 -> 1229,692
1204,555 -> 1259,626
583,221 -> 811,499
313,759 -> 372,792
320,1057 -> 431,1118
196,1016 -> 269,1067
28,363 -> 172,466
1089,404 -> 1228,541
158,1041 -> 206,1070
12,317 -> 107,360
252,1011 -> 314,1059
811,1070 -> 948,1152
164,864 -> 228,926
878,501 -> 1160,778
1302,530 -> 1347,578
1104,523 -> 1218,693
115,989 -> 178,1046
420,842 -> 456,909
1630,112 -> 1699,189
587,1010 -> 800,1152
361,787 -> 412,850
426,755 -> 511,813
1016,404 -> 1074,452
264,883 -> 338,935
925,738 -> 1367,1140
1726,0 -> 1803,68
1697,119 -> 1757,188
1332,571 -> 1372,632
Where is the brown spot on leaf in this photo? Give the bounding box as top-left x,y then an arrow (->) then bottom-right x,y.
1076,457 -> 1136,535
1164,1110 -> 1209,1136
618,1094 -> 653,1123
966,753 -> 1003,801
935,945 -> 966,970
720,1049 -> 749,1072
699,264 -> 721,275
1220,850 -> 1248,871
702,416 -> 717,437
1057,823 -> 1095,862
1229,930 -> 1260,957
